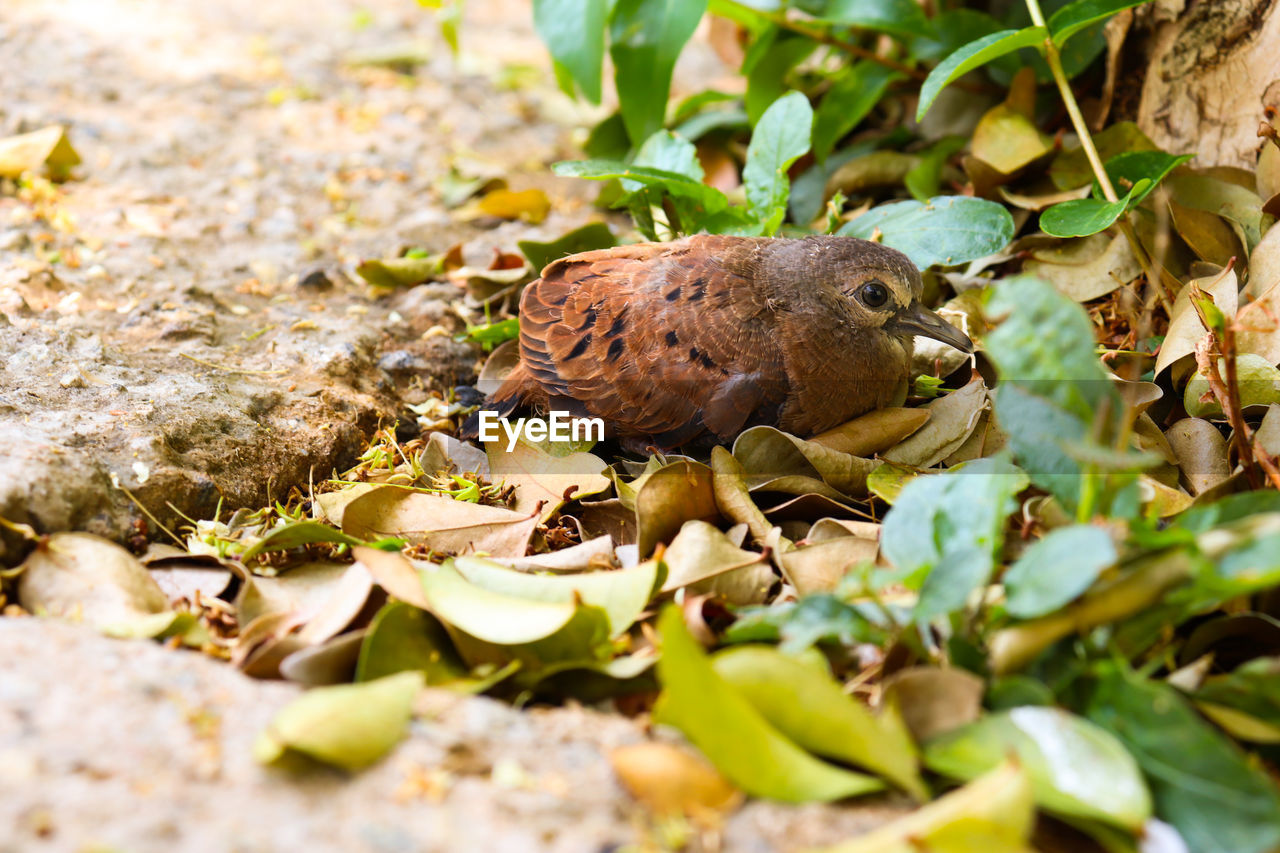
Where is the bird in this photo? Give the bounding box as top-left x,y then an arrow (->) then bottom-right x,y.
475,234 -> 973,448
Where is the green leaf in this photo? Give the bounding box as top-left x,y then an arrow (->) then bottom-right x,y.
712,645 -> 927,799
812,62 -> 900,163
812,763 -> 1035,852
807,0 -> 932,38
630,129 -> 703,193
837,196 -> 1015,269
253,671 -> 423,771
517,222 -> 617,273
419,562 -> 595,646
904,136 -> 966,201
1039,178 -> 1150,238
1099,150 -> 1192,205
723,595 -> 891,653
238,520 -> 401,563
1048,0 -> 1154,47
880,455 -> 1026,622
983,277 -> 1124,510
916,27 -> 1047,122
743,91 -> 813,234
609,0 -> 709,145
552,159 -> 732,218
1002,524 -> 1118,618
745,30 -> 817,125
356,601 -> 472,685
533,0 -> 608,102
451,554 -> 658,638
1086,664 -> 1280,853
924,707 -> 1151,830
653,606 -> 884,802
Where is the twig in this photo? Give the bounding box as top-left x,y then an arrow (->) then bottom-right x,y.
1188,277 -> 1280,490
178,352 -> 287,376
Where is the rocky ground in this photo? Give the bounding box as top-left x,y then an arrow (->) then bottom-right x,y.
0,1 -> 907,849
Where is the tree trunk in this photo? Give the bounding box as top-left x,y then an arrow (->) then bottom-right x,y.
1138,0 -> 1278,169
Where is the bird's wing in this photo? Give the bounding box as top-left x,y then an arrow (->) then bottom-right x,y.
516,236 -> 789,441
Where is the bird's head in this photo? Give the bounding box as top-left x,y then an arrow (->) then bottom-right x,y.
767,236 -> 974,354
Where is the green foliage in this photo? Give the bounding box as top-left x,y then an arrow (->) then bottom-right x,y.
836,196 -> 1014,269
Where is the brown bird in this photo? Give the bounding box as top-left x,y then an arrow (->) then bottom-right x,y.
479,234 -> 972,447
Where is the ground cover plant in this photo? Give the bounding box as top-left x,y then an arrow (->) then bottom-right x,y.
6,0 -> 1280,850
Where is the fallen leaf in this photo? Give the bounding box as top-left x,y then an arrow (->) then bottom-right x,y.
474,188 -> 551,223
881,666 -> 985,742
882,379 -> 988,468
808,408 -> 930,457
661,520 -> 775,605
0,125 -> 81,179
279,631 -> 366,686
635,459 -> 719,557
17,532 -> 170,630
1154,268 -> 1238,376
253,671 -> 423,771
712,645 -> 927,799
342,486 -> 539,557
486,438 -> 610,522
1165,418 -> 1232,495
1022,232 -> 1142,302
610,742 -> 742,821
652,607 -> 884,802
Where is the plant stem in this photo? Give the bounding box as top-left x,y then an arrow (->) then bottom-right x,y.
1023,0 -> 1175,311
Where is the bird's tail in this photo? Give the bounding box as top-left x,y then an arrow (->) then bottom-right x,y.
458,362 -> 532,440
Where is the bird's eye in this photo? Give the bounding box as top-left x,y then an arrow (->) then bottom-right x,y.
859,281 -> 890,309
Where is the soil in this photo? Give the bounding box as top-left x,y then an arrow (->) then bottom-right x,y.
0,1 -> 909,849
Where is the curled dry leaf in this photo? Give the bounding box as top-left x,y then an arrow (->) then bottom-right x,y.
16,532 -> 170,630
1166,418 -> 1232,495
1154,268 -> 1239,377
777,528 -> 879,596
710,446 -> 772,546
1022,232 -> 1142,302
733,426 -> 877,498
661,520 -> 775,606
882,378 -> 988,468
609,742 -> 742,822
808,408 -> 930,458
490,534 -> 616,572
341,486 -> 539,558
279,631 -> 367,686
635,459 -> 719,557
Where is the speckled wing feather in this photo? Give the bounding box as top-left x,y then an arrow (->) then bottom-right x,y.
490,235 -> 789,443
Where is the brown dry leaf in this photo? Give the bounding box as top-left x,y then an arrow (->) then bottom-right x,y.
1165,418 -> 1232,496
1169,199 -> 1243,269
661,520 -> 775,605
278,630 -> 367,685
295,562 -> 377,644
808,408 -> 930,458
881,666 -> 985,743
17,532 -> 170,629
733,426 -> 877,498
353,546 -> 431,609
577,498 -> 639,546
490,534 -> 616,572
473,188 -> 551,223
1257,404 -> 1280,456
485,438 -> 610,522
141,546 -> 237,603
610,742 -> 742,822
1022,232 -> 1142,302
419,431 -> 490,480
635,459 -> 719,557
313,483 -> 380,527
476,339 -> 521,392
342,486 -> 539,558
942,410 -> 1009,466
777,528 -> 879,595
1238,248 -> 1280,365
0,125 -> 81,179
998,182 -> 1091,212
1154,267 -> 1239,376
710,446 -> 772,546
883,378 -> 988,468
970,89 -> 1053,177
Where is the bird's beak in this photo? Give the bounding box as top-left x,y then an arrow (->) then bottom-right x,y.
892,303 -> 974,353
